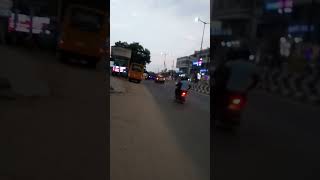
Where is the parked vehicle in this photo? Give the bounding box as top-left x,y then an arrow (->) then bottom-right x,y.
128,63 -> 144,83
57,5 -> 108,67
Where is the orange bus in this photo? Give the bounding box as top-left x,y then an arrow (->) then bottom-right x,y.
57,5 -> 108,66
128,63 -> 144,83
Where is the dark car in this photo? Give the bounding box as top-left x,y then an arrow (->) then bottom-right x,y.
155,74 -> 165,83
146,74 -> 156,80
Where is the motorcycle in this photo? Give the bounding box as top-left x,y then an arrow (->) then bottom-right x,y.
214,92 -> 247,130
175,90 -> 188,104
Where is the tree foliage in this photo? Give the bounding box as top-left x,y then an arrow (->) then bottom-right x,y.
114,41 -> 151,65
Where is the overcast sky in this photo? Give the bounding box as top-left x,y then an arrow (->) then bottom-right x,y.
110,0 -> 210,72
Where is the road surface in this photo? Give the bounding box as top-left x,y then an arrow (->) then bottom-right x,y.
110,78 -> 210,180
214,90 -> 320,180
0,45 -> 107,180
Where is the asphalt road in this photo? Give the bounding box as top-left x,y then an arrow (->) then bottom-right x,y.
144,79 -> 320,180
110,78 -> 210,180
143,80 -> 210,177
214,90 -> 320,180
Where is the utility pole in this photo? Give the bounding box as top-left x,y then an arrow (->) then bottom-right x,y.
195,17 -> 209,81
172,60 -> 174,80
161,52 -> 168,72
200,22 -> 206,52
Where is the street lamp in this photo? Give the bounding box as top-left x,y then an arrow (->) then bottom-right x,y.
195,17 -> 209,52
195,17 -> 209,81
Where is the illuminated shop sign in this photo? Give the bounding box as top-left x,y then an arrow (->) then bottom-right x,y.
265,0 -> 293,13
200,69 -> 208,73
266,0 -> 293,10
192,60 -> 202,67
112,66 -> 127,73
288,25 -> 315,33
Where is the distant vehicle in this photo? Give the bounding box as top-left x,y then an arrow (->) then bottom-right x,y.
146,74 -> 156,80
57,5 -> 108,67
155,74 -> 165,83
128,63 -> 144,83
175,90 -> 188,104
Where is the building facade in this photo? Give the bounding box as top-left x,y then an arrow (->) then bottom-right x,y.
176,56 -> 191,75
212,0 -> 262,41
176,47 -> 210,80
212,0 -> 320,68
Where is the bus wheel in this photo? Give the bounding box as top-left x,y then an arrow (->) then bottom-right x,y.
128,78 -> 132,82
137,80 -> 141,83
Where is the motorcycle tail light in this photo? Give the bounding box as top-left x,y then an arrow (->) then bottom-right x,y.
228,95 -> 246,110
181,92 -> 187,97
232,98 -> 241,105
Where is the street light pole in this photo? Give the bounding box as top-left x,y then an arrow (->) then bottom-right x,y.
200,21 -> 206,51
161,52 -> 168,72
172,60 -> 174,80
195,17 -> 209,52
195,17 -> 209,81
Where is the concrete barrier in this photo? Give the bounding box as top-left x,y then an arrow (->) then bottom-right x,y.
191,81 -> 210,95
257,66 -> 320,105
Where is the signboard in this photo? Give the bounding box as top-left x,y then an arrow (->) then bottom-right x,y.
192,61 -> 202,66
32,16 -> 50,34
8,13 -> 50,34
288,25 -> 315,33
200,69 -> 208,73
265,0 -> 293,13
112,66 -> 127,73
11,14 -> 31,33
111,47 -> 132,59
266,0 -> 293,10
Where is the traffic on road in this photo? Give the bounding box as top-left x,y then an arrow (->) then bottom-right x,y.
110,77 -> 210,180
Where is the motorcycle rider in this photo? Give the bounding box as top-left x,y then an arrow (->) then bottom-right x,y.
213,47 -> 259,121
175,76 -> 191,98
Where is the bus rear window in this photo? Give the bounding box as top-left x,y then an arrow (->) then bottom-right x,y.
70,8 -> 103,31
131,64 -> 143,72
